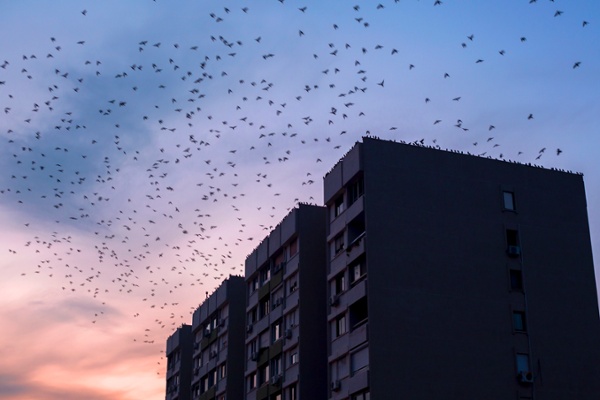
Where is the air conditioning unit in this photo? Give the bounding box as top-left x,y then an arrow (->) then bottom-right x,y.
285,328 -> 293,339
209,350 -> 217,359
329,295 -> 339,306
204,328 -> 211,337
517,371 -> 534,383
331,380 -> 341,391
250,351 -> 258,361
507,245 -> 521,257
246,323 -> 253,333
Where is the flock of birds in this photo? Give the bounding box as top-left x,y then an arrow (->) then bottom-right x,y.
0,0 -> 594,385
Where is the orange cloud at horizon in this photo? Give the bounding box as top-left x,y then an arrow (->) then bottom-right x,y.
0,277 -> 167,400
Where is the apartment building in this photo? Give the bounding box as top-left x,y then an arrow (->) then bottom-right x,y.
190,276 -> 246,400
324,137 -> 600,399
166,324 -> 193,400
244,204 -> 328,400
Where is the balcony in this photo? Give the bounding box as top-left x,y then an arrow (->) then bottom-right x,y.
329,251 -> 346,277
258,281 -> 271,300
345,195 -> 364,224
346,233 -> 365,265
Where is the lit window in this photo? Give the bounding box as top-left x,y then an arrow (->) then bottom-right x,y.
516,353 -> 530,373
513,311 -> 527,332
219,363 -> 226,380
503,191 -> 515,210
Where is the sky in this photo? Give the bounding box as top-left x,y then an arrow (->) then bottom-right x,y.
0,0 -> 598,399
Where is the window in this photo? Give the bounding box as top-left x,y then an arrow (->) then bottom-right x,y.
219,363 -> 226,380
259,329 -> 270,349
209,368 -> 217,387
271,355 -> 282,376
351,346 -> 369,375
510,269 -> 523,291
290,350 -> 298,365
506,229 -> 520,256
288,384 -> 297,400
335,272 -> 346,295
333,195 -> 345,218
288,273 -> 298,293
272,319 -> 283,342
248,338 -> 258,360
260,266 -> 271,284
259,363 -> 270,386
332,234 -> 344,257
331,356 -> 349,382
335,314 -> 347,337
248,372 -> 257,390
352,391 -> 370,400
349,258 -> 366,285
503,191 -> 515,210
513,311 -> 527,332
272,287 -> 284,309
516,353 -> 530,373
273,252 -> 285,272
259,298 -> 270,318
349,296 -> 368,329
348,177 -> 364,206
248,306 -> 257,324
288,238 -> 298,257
285,309 -> 297,329
249,276 -> 259,294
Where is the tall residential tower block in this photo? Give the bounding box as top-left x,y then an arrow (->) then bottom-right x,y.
324,137 -> 600,400
191,276 -> 246,400
244,204 -> 328,400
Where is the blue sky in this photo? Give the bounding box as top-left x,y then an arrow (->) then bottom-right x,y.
0,1 -> 599,398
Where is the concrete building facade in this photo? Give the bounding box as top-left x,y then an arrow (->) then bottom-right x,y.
244,204 -> 328,400
166,324 -> 194,400
190,276 -> 246,400
168,137 -> 600,400
324,137 -> 600,399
